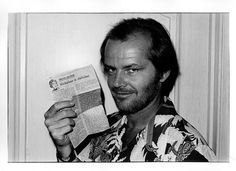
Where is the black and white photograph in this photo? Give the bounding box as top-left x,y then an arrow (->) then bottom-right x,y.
0,0 -> 235,170
7,12 -> 229,162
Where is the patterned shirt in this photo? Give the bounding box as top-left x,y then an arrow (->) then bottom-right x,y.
59,97 -> 216,162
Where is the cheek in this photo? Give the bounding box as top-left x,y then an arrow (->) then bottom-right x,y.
106,74 -> 113,81
107,74 -> 134,89
107,77 -> 113,88
134,74 -> 157,91
107,75 -> 118,88
131,81 -> 146,93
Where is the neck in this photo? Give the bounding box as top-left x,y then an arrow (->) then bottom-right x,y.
126,95 -> 161,130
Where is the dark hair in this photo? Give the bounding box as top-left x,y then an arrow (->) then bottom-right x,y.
100,18 -> 180,97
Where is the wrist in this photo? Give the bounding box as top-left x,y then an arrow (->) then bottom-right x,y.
57,150 -> 76,162
56,144 -> 76,162
57,143 -> 72,158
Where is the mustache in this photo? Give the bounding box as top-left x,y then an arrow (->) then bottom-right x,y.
111,87 -> 137,94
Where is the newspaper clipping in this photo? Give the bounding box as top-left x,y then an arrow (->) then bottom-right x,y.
49,65 -> 110,149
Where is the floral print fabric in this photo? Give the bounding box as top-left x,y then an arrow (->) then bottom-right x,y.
73,97 -> 216,162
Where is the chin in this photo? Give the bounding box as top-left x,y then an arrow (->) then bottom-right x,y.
116,101 -> 144,114
115,101 -> 132,114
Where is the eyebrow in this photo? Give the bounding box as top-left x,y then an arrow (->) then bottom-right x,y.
123,64 -> 140,69
104,64 -> 116,69
104,63 -> 141,69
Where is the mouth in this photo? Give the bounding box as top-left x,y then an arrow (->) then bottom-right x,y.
112,91 -> 134,99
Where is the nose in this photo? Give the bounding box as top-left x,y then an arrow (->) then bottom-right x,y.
113,71 -> 127,88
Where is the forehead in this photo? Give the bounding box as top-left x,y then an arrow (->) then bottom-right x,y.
104,34 -> 152,66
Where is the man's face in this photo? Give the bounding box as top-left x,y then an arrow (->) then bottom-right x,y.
104,34 -> 160,114
52,81 -> 58,89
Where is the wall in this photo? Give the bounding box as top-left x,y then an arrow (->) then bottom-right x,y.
177,14 -> 229,161
178,14 -> 211,141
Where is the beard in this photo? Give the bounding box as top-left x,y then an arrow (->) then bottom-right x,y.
111,75 -> 160,114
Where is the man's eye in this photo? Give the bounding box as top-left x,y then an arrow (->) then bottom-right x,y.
126,68 -> 139,74
105,67 -> 116,74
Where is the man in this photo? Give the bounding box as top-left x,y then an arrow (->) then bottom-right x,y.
49,79 -> 59,91
44,18 -> 216,162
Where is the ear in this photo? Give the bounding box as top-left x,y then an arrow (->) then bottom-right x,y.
160,70 -> 170,83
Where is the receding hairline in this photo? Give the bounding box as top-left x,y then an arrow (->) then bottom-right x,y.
103,31 -> 153,59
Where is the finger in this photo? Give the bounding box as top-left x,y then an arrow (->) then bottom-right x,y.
48,118 -> 75,131
50,125 -> 74,141
45,109 -> 77,127
44,100 -> 75,119
54,135 -> 71,146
